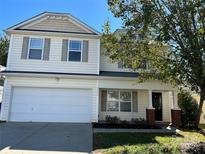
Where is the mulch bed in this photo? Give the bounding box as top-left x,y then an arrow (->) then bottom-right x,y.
93,123 -> 162,129
199,129 -> 205,136
180,142 -> 205,154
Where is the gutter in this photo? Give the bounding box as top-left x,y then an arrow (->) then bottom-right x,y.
0,71 -> 139,81
5,30 -> 101,39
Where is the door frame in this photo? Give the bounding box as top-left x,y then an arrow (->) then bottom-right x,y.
152,92 -> 163,122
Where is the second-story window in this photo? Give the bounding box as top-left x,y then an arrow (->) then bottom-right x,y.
28,38 -> 43,60
68,40 -> 82,62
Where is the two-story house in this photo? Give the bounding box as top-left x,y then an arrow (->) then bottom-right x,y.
0,12 -> 181,126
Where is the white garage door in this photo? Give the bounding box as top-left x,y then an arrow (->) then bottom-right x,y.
10,87 -> 92,122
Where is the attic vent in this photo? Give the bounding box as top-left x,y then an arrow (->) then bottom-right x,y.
56,16 -> 62,20
48,16 -> 69,20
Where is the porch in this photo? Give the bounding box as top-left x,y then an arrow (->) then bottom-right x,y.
98,89 -> 181,126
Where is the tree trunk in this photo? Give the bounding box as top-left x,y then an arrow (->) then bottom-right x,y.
196,92 -> 205,128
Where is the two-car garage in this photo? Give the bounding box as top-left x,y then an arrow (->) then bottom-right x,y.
9,87 -> 93,123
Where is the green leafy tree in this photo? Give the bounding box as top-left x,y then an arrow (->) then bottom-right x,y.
102,0 -> 205,127
0,35 -> 9,66
178,90 -> 198,128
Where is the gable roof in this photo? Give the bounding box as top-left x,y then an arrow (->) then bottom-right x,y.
6,12 -> 101,36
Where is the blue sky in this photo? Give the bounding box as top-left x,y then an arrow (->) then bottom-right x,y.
0,0 -> 123,35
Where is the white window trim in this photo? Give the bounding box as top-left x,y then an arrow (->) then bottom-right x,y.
106,90 -> 133,113
27,37 -> 44,60
67,40 -> 83,62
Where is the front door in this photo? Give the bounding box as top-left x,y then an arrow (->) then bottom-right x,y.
152,92 -> 163,121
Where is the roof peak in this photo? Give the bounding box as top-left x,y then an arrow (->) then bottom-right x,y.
6,11 -> 101,36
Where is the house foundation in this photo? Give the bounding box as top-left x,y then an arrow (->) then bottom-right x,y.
171,109 -> 182,127
146,108 -> 155,125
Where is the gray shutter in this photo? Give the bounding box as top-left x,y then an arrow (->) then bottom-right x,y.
43,38 -> 51,60
82,40 -> 89,62
132,91 -> 138,112
101,90 -> 107,112
21,37 -> 29,59
61,39 -> 68,61
118,61 -> 123,68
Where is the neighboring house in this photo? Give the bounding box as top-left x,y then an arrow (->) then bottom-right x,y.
0,12 -> 180,125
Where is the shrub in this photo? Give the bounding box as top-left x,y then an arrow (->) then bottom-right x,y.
120,120 -> 129,124
105,115 -> 120,124
131,118 -> 146,125
178,90 -> 199,128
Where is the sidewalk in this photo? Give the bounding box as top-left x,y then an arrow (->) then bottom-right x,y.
93,126 -> 180,133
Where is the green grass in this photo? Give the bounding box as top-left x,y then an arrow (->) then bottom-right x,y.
93,131 -> 205,154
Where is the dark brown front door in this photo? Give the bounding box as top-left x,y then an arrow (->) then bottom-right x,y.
152,92 -> 163,121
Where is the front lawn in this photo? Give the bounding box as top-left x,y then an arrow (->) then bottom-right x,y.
93,131 -> 205,154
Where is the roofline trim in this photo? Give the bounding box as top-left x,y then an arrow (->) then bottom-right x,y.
7,12 -> 47,30
1,71 -> 139,78
13,29 -> 99,35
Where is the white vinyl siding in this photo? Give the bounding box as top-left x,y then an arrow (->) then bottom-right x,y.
7,34 -> 100,74
0,86 -> 3,103
100,53 -> 132,72
100,48 -> 148,72
98,79 -> 174,122
100,90 -> 171,122
162,92 -> 172,122
21,18 -> 88,33
0,76 -> 175,122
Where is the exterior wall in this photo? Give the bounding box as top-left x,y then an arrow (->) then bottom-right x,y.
7,34 -> 100,74
99,89 -> 148,121
98,79 -> 175,91
0,76 -> 175,122
162,92 -> 171,122
0,86 -> 3,103
21,18 -> 87,33
0,76 -> 98,122
100,53 -> 131,72
98,79 -> 175,122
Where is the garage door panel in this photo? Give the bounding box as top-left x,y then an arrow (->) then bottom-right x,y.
12,106 -> 91,114
11,101 -> 92,109
10,87 -> 93,122
10,113 -> 91,122
12,98 -> 92,106
11,105 -> 92,114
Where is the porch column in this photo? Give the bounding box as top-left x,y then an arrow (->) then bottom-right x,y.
173,91 -> 180,109
146,90 -> 155,125
148,90 -> 154,109
170,91 -> 182,127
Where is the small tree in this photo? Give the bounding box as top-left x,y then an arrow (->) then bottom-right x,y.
102,0 -> 205,128
0,35 -> 9,66
178,91 -> 199,128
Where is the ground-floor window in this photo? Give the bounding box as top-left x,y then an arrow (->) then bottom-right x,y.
101,90 -> 138,112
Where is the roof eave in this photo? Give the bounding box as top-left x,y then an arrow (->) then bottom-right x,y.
5,29 -> 101,38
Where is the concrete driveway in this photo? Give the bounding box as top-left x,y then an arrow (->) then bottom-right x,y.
0,122 -> 92,154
